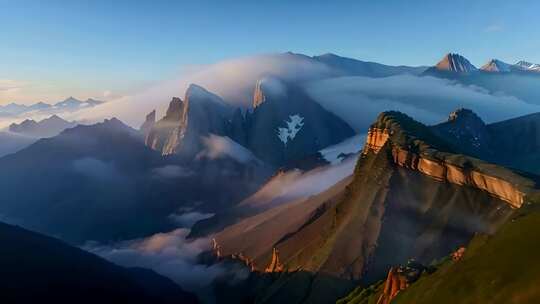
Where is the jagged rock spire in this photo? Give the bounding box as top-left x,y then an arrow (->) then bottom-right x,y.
265,247 -> 284,273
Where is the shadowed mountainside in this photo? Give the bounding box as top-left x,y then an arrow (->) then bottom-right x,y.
211,110 -> 539,304
0,221 -> 198,304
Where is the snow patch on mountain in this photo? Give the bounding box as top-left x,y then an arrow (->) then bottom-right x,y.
515,61 -> 540,72
277,114 -> 304,145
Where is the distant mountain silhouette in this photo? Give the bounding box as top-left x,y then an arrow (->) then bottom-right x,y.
0,221 -> 198,304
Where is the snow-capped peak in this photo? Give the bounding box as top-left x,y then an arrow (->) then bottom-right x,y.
515,60 -> 540,72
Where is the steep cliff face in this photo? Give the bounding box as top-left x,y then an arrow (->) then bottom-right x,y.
145,81 -> 354,167
139,109 -> 156,140
228,77 -> 355,166
364,125 -> 529,208
211,111 -> 539,304
145,97 -> 185,154
424,53 -> 477,76
145,85 -> 232,158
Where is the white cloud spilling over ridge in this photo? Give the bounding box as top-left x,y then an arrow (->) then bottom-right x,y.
320,133 -> 366,164
305,75 -> 540,132
168,211 -> 215,228
198,134 -> 259,163
69,53 -> 336,127
241,154 -> 358,209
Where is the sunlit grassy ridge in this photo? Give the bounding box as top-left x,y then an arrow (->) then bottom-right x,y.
337,197 -> 540,304
392,199 -> 540,304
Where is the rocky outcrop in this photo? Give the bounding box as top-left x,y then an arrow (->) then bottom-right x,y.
376,267 -> 409,304
145,97 -> 185,155
139,109 -> 156,140
264,248 -> 284,273
376,261 -> 425,304
363,111 -> 531,209
364,128 -> 390,154
431,108 -> 493,159
253,79 -> 266,108
451,247 -> 466,262
433,53 -> 477,73
480,59 -> 512,73
145,85 -> 232,157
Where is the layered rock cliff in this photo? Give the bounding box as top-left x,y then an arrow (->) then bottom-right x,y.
210,111 -> 539,304
363,112 -> 532,208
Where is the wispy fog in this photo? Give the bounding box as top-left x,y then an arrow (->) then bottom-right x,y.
168,211 -> 215,228
305,75 -> 540,131
198,134 -> 259,163
72,158 -> 119,180
241,154 -> 357,209
152,165 -> 194,179
70,53 -> 336,127
85,228 -> 248,294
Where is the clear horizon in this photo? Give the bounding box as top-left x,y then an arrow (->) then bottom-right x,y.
2,0 -> 540,104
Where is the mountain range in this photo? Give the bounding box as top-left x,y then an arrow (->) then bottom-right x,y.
0,97 -> 104,117
0,221 -> 198,304
144,79 -> 354,166
9,114 -> 77,137
425,53 -> 540,75
2,51 -> 540,304
209,109 -> 540,304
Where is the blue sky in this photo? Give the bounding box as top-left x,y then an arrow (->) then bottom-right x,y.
2,0 -> 540,103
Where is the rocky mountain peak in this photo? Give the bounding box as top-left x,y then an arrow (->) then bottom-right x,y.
139,109 -> 156,139
515,60 -> 540,72
447,108 -> 484,125
185,84 -> 226,105
435,53 -> 477,73
163,97 -> 184,121
481,59 -> 511,72
43,114 -> 65,122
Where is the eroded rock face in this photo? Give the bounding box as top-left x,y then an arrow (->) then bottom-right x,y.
145,97 -> 185,155
145,85 -> 231,158
230,77 -> 355,166
364,128 -> 390,154
139,109 -> 156,140
376,262 -> 424,304
377,267 -> 409,304
364,127 -> 526,208
264,248 -> 284,273
452,247 -> 466,262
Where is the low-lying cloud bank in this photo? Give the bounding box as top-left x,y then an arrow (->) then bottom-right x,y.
86,228 -> 248,293
305,75 -> 540,132
198,134 -> 259,164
